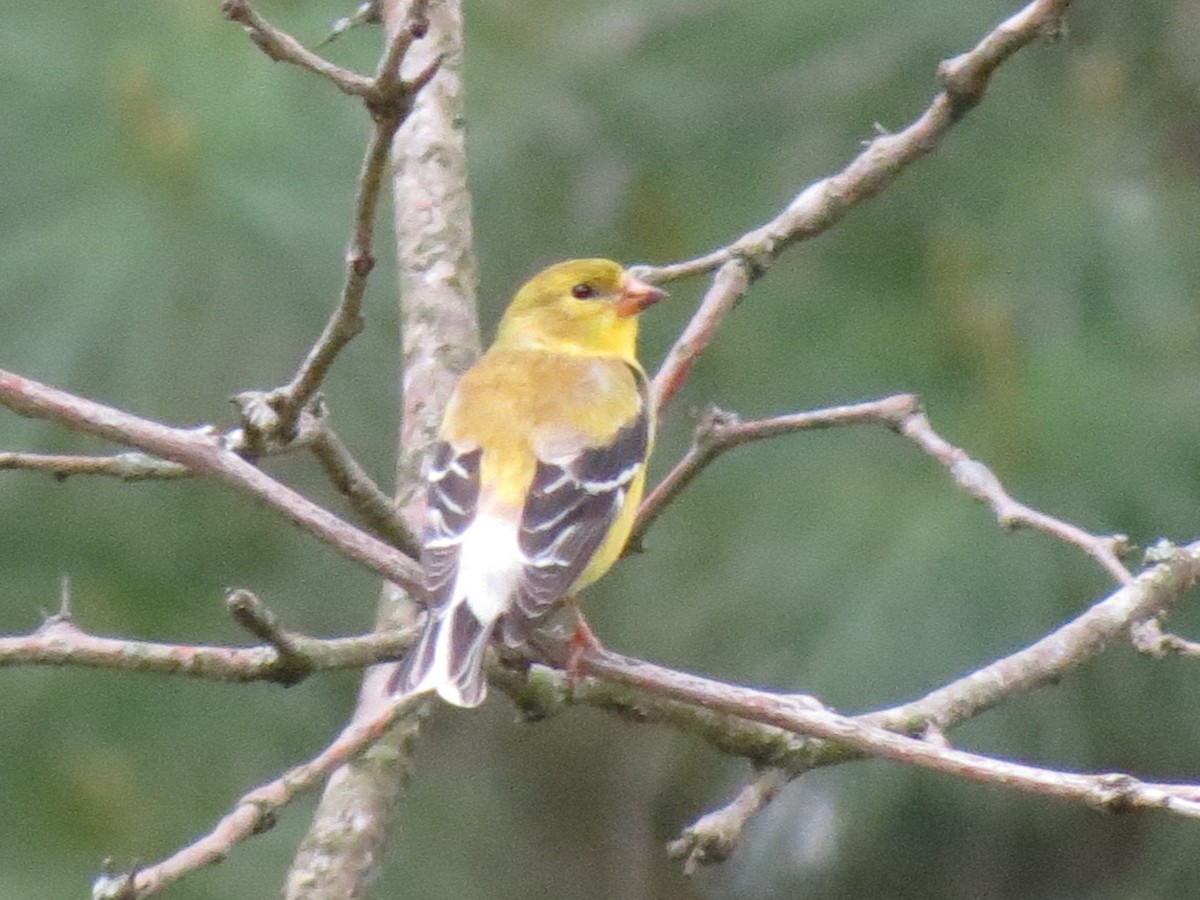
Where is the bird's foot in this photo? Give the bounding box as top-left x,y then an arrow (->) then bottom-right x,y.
564,598 -> 603,691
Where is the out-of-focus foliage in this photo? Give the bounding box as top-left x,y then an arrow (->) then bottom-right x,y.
2,1 -> 1200,897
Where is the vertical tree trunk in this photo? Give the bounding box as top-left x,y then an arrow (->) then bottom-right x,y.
284,2 -> 478,895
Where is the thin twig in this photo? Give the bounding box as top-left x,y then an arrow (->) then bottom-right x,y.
633,394 -> 1131,583
373,0 -> 429,89
632,395 -> 918,550
266,123 -> 385,434
863,546 -> 1193,734
227,0 -> 438,440
1130,616 -> 1200,659
572,653 -> 1200,821
568,549 -> 1200,809
0,450 -> 189,481
221,0 -> 376,96
0,419 -> 414,553
224,588 -> 315,684
895,400 -> 1132,583
309,426 -> 419,556
667,768 -> 790,874
0,599 -> 414,684
93,693 -> 427,899
607,541 -> 1194,753
319,2 -> 383,49
650,260 -> 749,412
642,0 -> 1072,410
0,368 -> 423,593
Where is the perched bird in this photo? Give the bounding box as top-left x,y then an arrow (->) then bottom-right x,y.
392,259 -> 666,707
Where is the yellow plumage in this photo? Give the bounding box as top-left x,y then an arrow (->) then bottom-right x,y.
393,259 -> 665,707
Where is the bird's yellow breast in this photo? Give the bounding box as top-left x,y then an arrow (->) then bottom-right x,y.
441,348 -> 647,513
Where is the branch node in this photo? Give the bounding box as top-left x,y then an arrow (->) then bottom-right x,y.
38,578 -> 81,634
728,241 -> 773,283
1104,533 -> 1133,559
349,249 -> 376,278
249,801 -> 280,836
880,392 -> 923,429
666,829 -> 730,876
694,405 -> 739,448
921,722 -> 951,748
221,0 -> 250,25
229,391 -> 325,456
667,767 -> 793,875
950,457 -> 1005,501
225,589 -> 313,686
231,390 -> 282,455
227,588 -> 285,643
365,48 -> 440,123
1144,538 -> 1183,566
1130,616 -> 1200,659
936,53 -> 987,119
1092,773 -> 1139,814
409,51 -> 444,93
1038,11 -> 1070,44
506,661 -> 570,723
91,860 -> 139,900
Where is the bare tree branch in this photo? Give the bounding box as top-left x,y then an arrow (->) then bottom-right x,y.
92,694 -> 428,900
0,369 -> 422,593
0,409 -> 416,555
0,450 -> 189,480
221,0 -> 376,96
1131,616 -> 1200,659
572,544 -> 1200,794
649,260 -> 750,413
13,535 -> 1196,886
640,0 -> 1072,410
866,551 -> 1183,735
85,536 -> 1200,897
308,425 -> 419,557
222,0 -> 442,451
523,539 -> 1200,867
895,400 -> 1132,582
320,2 -> 383,48
670,533 -> 1192,866
0,593 -> 414,684
633,394 -> 1131,582
667,768 -> 790,875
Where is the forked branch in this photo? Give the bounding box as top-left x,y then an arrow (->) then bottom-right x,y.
633,394 -> 1131,584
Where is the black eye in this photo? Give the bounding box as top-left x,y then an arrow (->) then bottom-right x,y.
571,282 -> 596,299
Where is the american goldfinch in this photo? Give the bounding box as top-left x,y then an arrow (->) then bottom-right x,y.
393,259 -> 666,707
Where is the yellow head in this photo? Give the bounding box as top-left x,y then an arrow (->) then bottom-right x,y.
494,259 -> 666,360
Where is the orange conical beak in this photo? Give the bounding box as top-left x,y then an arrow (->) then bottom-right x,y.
615,274 -> 668,318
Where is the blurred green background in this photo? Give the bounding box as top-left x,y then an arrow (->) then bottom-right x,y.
3,0 -> 1200,897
